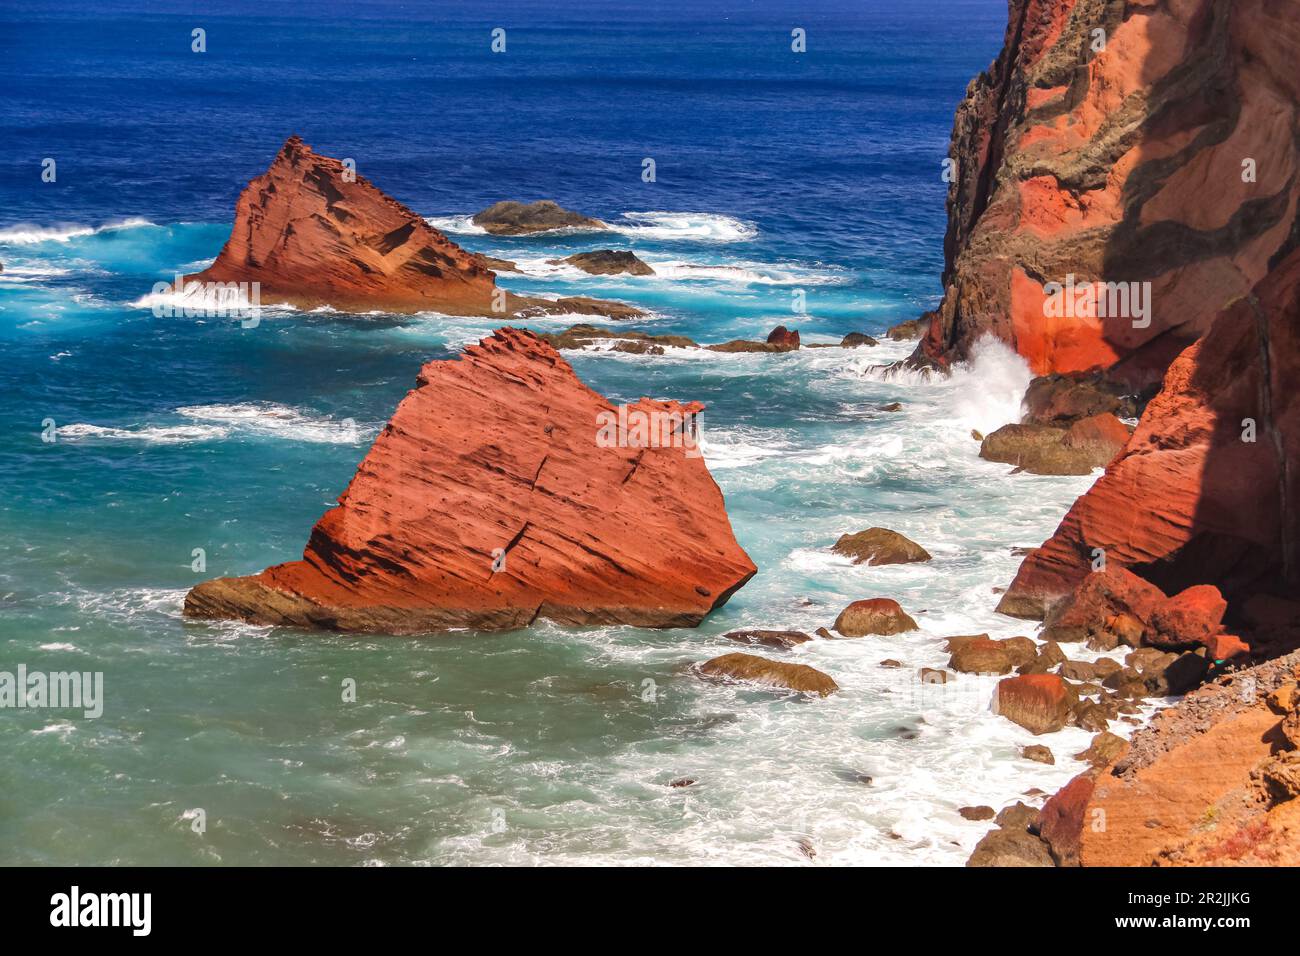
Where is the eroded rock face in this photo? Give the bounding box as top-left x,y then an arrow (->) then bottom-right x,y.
184,328 -> 756,633
1001,249 -> 1300,619
189,140 -> 638,319
472,200 -> 606,235
914,0 -> 1300,384
189,136 -> 501,315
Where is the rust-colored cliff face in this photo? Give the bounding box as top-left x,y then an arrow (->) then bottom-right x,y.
184,329 -> 757,633
919,0 -> 1300,383
190,136 -> 504,315
1000,247 -> 1300,619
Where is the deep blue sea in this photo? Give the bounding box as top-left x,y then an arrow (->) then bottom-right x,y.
0,0 -> 1128,865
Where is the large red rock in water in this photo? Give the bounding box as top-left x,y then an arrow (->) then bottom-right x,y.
915,0 -> 1300,383
188,137 -> 638,319
1000,248 -> 1300,619
189,136 -> 502,315
183,328 -> 757,632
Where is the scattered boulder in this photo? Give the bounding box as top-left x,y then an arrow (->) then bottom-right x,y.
1075,731 -> 1128,767
840,332 -> 879,348
538,323 -> 697,354
967,802 -> 1053,867
472,199 -> 606,235
723,629 -> 813,649
1071,699 -> 1111,732
696,653 -> 838,697
949,637 -> 1014,675
833,599 -> 919,637
476,254 -> 518,273
959,805 -> 996,821
879,658 -> 903,668
886,314 -> 932,341
1205,633 -> 1251,664
554,249 -> 654,276
831,528 -> 931,566
1036,567 -> 1164,645
879,402 -> 903,412
1036,773 -> 1095,866
994,674 -> 1077,734
1148,584 -> 1228,649
516,295 -> 645,321
919,667 -> 950,684
766,325 -> 801,349
1126,648 -> 1208,696
1021,372 -> 1142,425
1022,744 -> 1055,764
979,414 -> 1129,475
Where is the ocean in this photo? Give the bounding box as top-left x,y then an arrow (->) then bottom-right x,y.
0,0 -> 1128,865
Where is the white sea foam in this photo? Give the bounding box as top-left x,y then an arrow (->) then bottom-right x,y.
611,211 -> 757,243
57,423 -> 232,444
57,403 -> 370,445
0,218 -> 156,245
176,402 -> 371,443
425,210 -> 757,243
424,215 -> 486,235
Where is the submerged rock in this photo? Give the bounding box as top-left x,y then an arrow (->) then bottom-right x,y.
832,598 -> 918,637
185,328 -> 756,633
723,629 -> 813,649
695,652 -> 838,697
1021,744 -> 1055,765
839,332 -> 879,348
831,528 -> 931,566
536,323 -> 698,354
554,249 -> 654,276
471,199 -> 606,235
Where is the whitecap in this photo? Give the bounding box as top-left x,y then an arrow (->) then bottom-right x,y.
610,211 -> 758,243
0,217 -> 156,245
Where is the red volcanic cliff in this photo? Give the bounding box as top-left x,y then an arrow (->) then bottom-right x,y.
1000,246 -> 1300,619
918,0 -> 1300,382
184,328 -> 757,632
190,136 -> 503,315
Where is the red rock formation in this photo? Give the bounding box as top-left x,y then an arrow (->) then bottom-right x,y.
1000,247 -> 1300,619
994,673 -> 1076,734
183,328 -> 756,632
190,136 -> 503,314
190,137 -> 639,319
917,0 -> 1300,383
765,326 -> 801,349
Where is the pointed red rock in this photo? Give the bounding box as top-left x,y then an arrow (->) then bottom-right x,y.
190,136 -> 503,315
184,328 -> 756,632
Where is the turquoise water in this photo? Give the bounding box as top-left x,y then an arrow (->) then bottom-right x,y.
1,1 -> 1128,865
